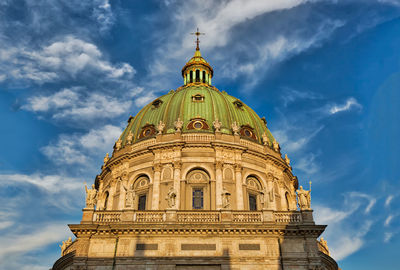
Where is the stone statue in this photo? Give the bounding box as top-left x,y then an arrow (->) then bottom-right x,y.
157,120 -> 165,135
59,237 -> 72,255
174,118 -> 183,133
221,188 -> 231,209
103,153 -> 109,164
319,237 -> 330,255
262,132 -> 269,146
84,182 -> 97,209
120,178 -> 135,208
284,154 -> 290,166
231,121 -> 240,135
166,187 -> 177,208
213,118 -> 222,132
115,138 -> 122,151
272,139 -> 280,152
126,131 -> 133,144
296,182 -> 311,210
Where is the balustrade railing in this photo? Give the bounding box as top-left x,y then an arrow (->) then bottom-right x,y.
135,211 -> 165,222
94,211 -> 121,223
92,210 -> 304,224
232,211 -> 263,223
177,211 -> 220,223
273,211 -> 302,223
182,134 -> 215,142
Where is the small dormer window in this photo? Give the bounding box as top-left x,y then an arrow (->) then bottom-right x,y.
234,100 -> 243,109
187,118 -> 209,130
192,94 -> 205,102
240,125 -> 257,140
152,99 -> 163,108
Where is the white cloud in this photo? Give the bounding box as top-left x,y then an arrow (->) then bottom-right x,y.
41,124 -> 122,165
384,215 -> 393,227
23,87 -> 133,121
314,191 -> 377,260
0,223 -> 71,260
328,97 -> 362,115
385,195 -> 394,208
3,36 -> 134,84
384,232 -> 394,243
0,173 -> 81,193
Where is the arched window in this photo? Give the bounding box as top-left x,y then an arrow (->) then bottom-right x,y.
190,71 -> 193,83
133,175 -> 150,210
246,176 -> 263,211
195,69 -> 200,82
202,71 -> 206,83
185,169 -> 211,210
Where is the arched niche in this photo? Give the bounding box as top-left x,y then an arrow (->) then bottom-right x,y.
102,191 -> 110,210
183,168 -> 212,210
245,175 -> 264,211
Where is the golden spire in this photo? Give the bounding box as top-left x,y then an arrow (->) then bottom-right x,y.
191,27 -> 205,51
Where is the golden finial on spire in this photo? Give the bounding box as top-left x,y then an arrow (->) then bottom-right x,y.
191,27 -> 205,51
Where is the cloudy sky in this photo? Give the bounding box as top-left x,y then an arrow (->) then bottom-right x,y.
0,0 -> 399,269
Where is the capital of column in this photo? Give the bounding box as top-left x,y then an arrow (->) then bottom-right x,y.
153,163 -> 162,172
215,160 -> 224,170
173,160 -> 182,170
234,164 -> 242,172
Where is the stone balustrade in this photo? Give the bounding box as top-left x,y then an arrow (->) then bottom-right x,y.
90,210 -> 307,225
273,211 -> 302,223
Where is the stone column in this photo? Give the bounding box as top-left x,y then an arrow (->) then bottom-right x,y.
152,163 -> 162,210
216,161 -> 223,209
235,164 -> 244,210
173,161 -> 182,209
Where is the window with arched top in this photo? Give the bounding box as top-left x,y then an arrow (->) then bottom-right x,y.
246,176 -> 263,211
195,69 -> 200,82
185,169 -> 211,210
133,175 -> 150,210
190,71 -> 193,83
202,71 -> 206,83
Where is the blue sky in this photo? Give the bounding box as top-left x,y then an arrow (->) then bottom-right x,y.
0,0 -> 399,269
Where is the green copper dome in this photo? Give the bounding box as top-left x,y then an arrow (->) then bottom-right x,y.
119,84 -> 275,146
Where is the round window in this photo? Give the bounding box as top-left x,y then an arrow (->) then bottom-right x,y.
144,128 -> 151,136
244,129 -> 252,137
194,121 -> 203,129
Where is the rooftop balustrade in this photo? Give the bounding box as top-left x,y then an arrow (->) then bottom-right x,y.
86,209 -> 307,225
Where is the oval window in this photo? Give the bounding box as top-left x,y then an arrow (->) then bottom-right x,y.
194,121 -> 203,129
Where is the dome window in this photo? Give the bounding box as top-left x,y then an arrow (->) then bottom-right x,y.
196,69 -> 200,82
138,124 -> 156,139
233,100 -> 244,109
240,125 -> 257,140
152,99 -> 163,108
187,118 -> 209,130
192,94 -> 204,102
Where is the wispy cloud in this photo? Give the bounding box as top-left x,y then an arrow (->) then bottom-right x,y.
314,191 -> 377,260
327,97 -> 362,115
0,223 -> 72,261
41,124 -> 122,166
23,86 -> 134,122
385,195 -> 394,208
1,36 -> 134,85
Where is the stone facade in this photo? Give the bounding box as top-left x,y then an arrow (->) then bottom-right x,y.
52,44 -> 338,270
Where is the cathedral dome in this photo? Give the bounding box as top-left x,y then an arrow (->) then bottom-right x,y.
119,45 -> 275,147
119,85 -> 275,146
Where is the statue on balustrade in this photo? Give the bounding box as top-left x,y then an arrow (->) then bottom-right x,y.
84,183 -> 97,209
296,182 -> 311,210
59,237 -> 72,256
166,187 -> 177,208
221,188 -> 231,209
120,178 -> 135,208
